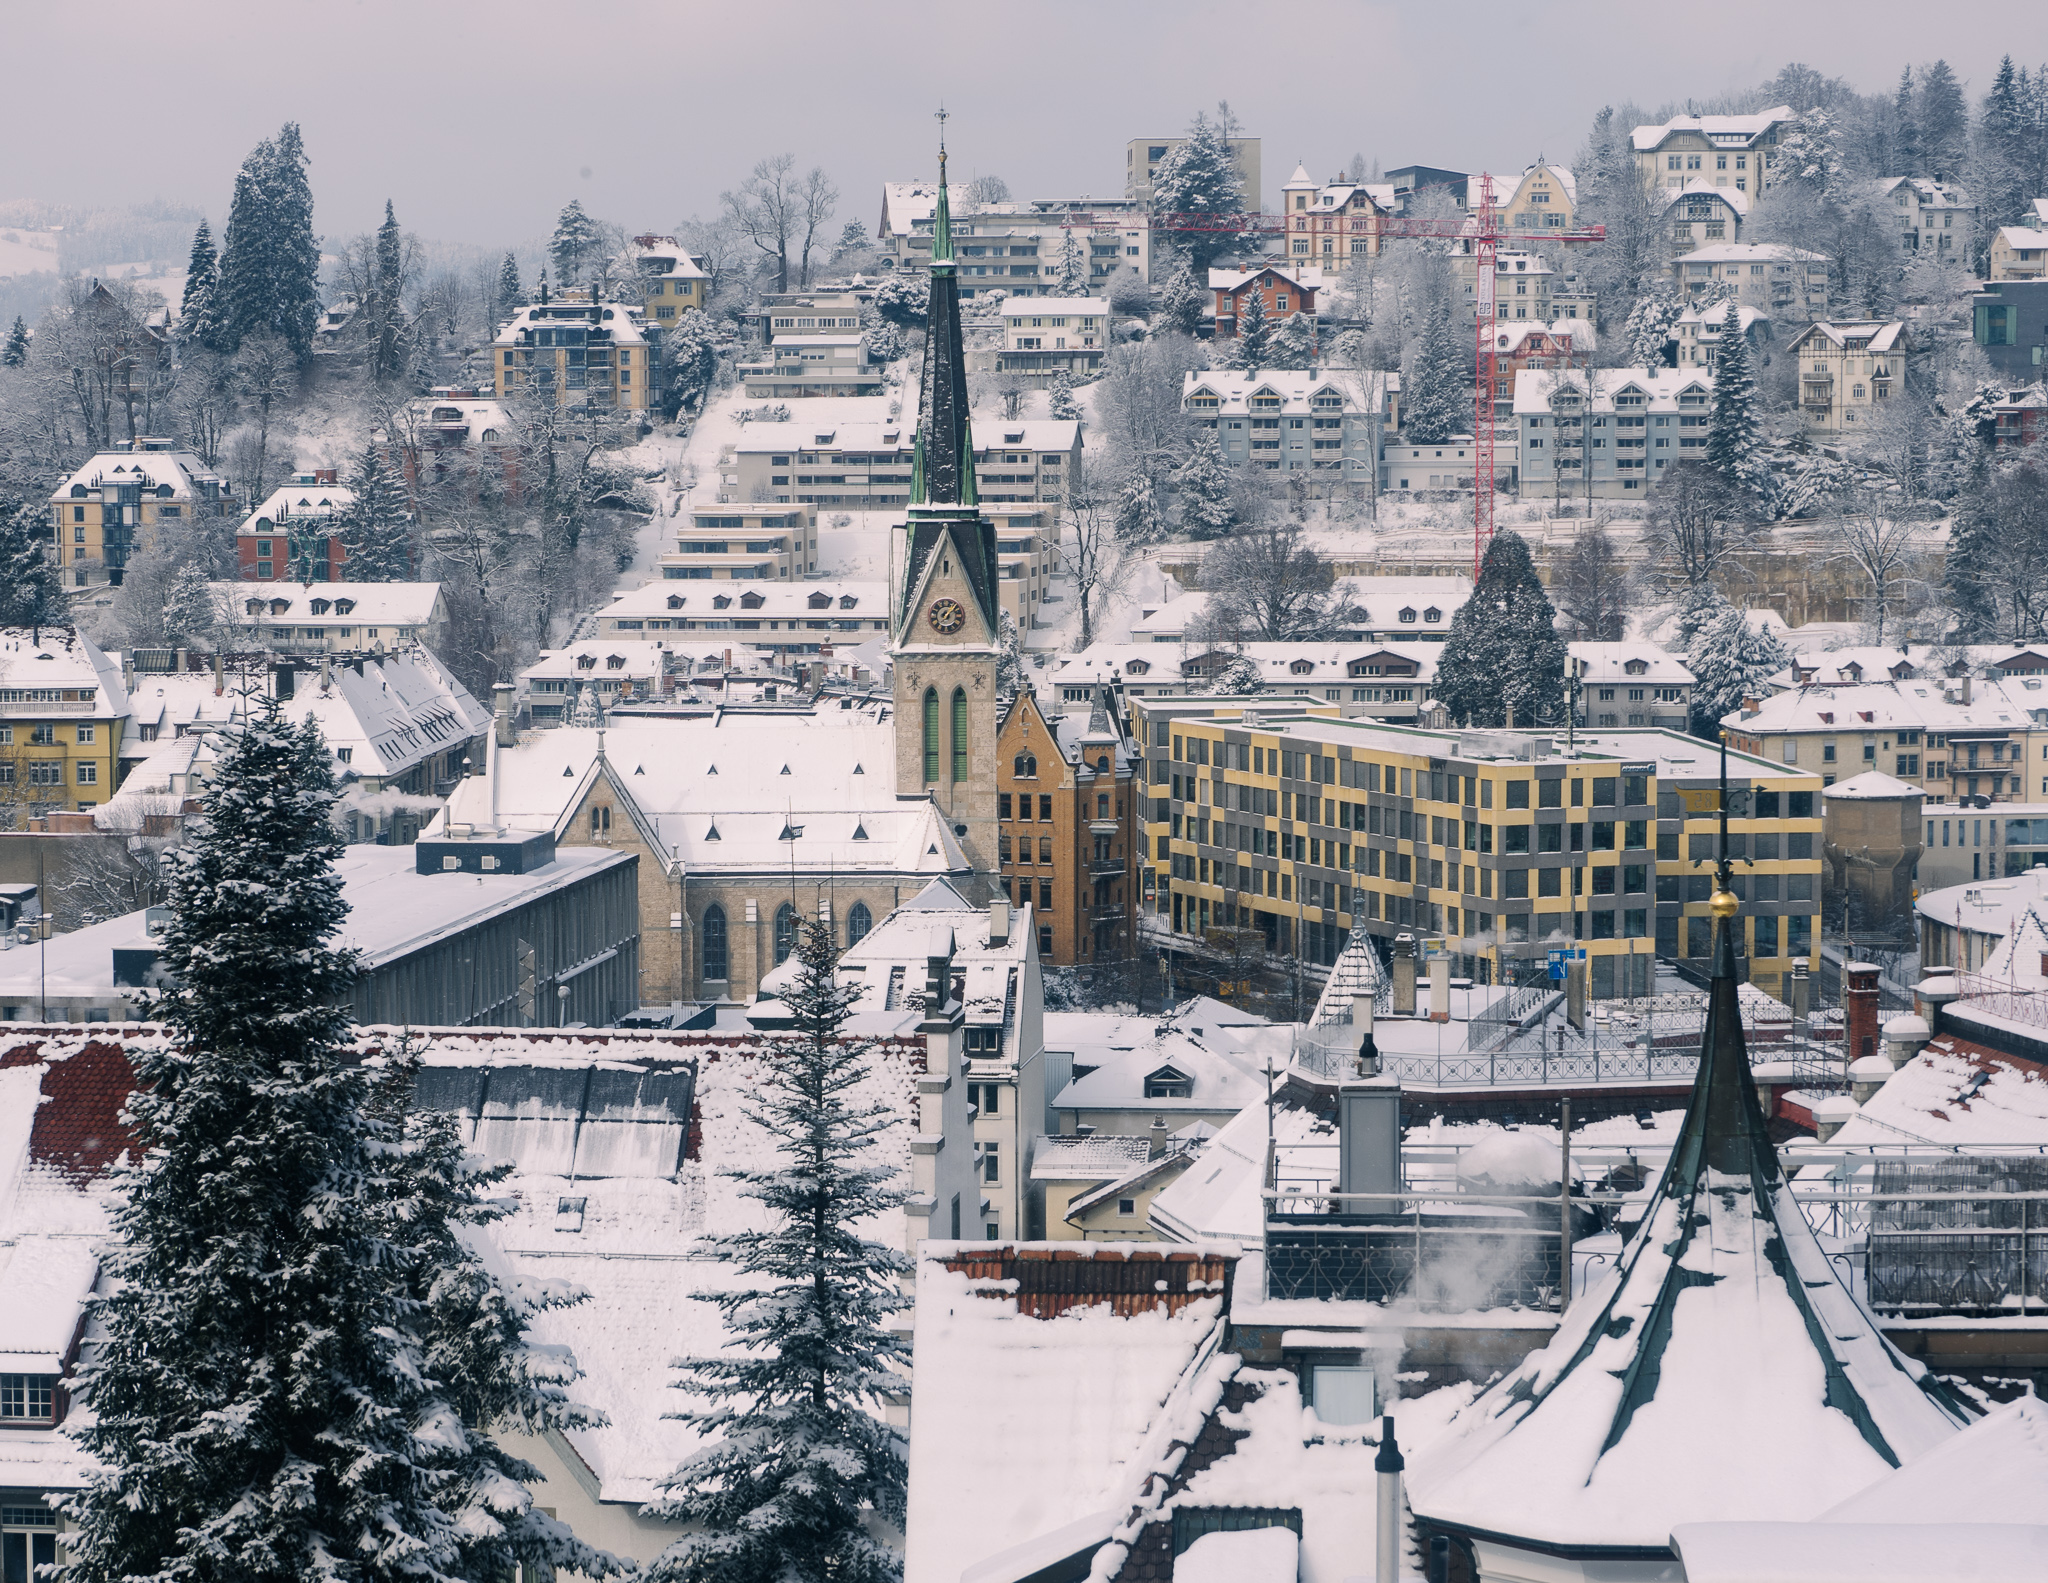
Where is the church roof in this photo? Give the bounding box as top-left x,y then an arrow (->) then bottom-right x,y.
1309,917 -> 1389,1027
1408,871 -> 1968,1553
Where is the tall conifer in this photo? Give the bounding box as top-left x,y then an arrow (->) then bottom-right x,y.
1706,300 -> 1768,501
341,445 -> 414,581
1433,530 -> 1567,728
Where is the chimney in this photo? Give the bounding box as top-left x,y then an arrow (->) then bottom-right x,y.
1844,961 -> 1881,1064
319,655 -> 332,691
1915,970 -> 1960,1039
1883,1011 -> 1931,1069
1353,993 -> 1380,1078
212,652 -> 224,696
492,682 -> 517,747
1813,1094 -> 1858,1142
1375,1418 -> 1405,1583
1789,956 -> 1811,1040
1148,1115 -> 1168,1160
174,647 -> 188,674
1962,674 -> 1973,705
988,897 -> 1010,946
1391,933 -> 1417,1016
1741,694 -> 1760,716
121,654 -> 134,693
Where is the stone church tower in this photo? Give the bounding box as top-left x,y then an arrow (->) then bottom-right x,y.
891,126 -> 1001,888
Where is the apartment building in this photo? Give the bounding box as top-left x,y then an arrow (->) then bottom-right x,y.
736,334 -> 887,399
1127,135 -> 1261,210
1569,643 -> 1693,728
213,583 -> 447,655
725,418 -> 1081,509
0,628 -> 127,823
1970,279 -> 2048,378
1632,106 -> 1794,194
1125,576 -> 1470,646
994,687 -> 1142,967
488,292 -> 654,414
383,387 -> 524,504
1872,177 -> 1974,257
1661,181 -> 1748,254
1991,225 -> 2048,281
741,286 -> 873,344
593,579 -> 891,658
1670,243 -> 1831,320
1277,164 -> 1394,268
1209,265 -> 1317,338
1050,642 -> 1443,724
994,296 -> 1109,383
1135,700 -> 1824,1001
990,504 -> 1059,631
235,471 -> 354,582
1725,676 -> 2048,804
46,440 -> 234,591
1454,249 -> 1580,326
1499,163 -> 1577,232
1670,301 -> 1771,369
659,504 -> 817,581
1183,369 -> 1383,491
626,233 -> 708,323
1515,367 -> 1716,497
1784,320 -> 1906,435
876,184 -> 1149,300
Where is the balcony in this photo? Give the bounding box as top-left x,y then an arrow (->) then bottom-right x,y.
1089,858 -> 1126,878
0,697 -> 95,715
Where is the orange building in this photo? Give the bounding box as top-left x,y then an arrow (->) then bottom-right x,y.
995,687 -> 1142,968
1211,266 -> 1318,339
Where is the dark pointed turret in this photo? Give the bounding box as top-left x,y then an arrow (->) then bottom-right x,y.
1407,736 -> 1968,1556
912,123 -> 977,511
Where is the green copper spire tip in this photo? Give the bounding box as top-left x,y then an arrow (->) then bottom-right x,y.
960,415 -> 978,506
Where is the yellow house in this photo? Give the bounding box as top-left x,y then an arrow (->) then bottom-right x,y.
1500,162 -> 1577,232
45,441 -> 235,591
1785,320 -> 1905,435
628,233 -> 709,320
0,627 -> 128,821
1990,225 -> 2048,281
1030,1132 -> 1200,1241
490,291 -> 655,415
1277,162 -> 1392,269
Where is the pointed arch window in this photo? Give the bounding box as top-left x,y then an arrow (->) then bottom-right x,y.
701,905 -> 728,983
774,902 -> 798,964
847,901 -> 874,947
950,687 -> 969,783
1014,752 -> 1037,779
922,687 -> 940,784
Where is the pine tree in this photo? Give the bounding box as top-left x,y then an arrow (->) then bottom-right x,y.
1112,471 -> 1166,543
1149,104 -> 1249,268
1671,579 -> 1730,649
550,199 -> 601,286
1918,59 -> 1968,178
1622,290 -> 1681,370
1173,446 -> 1235,537
1980,57 -> 2034,227
160,563 -> 219,646
1943,447 -> 2000,640
1048,370 -> 1080,422
996,608 -> 1023,698
1054,232 -> 1086,295
341,445 -> 413,581
178,219 -> 219,344
664,308 -> 722,415
1892,66 -> 1920,175
0,501 -> 65,627
1686,600 -> 1791,737
1402,289 -> 1467,443
1706,300 -> 1768,501
834,218 -> 871,259
644,917 -> 909,1583
1226,285 -> 1273,368
214,124 -> 321,355
1268,312 -> 1317,370
0,316 -> 27,367
1155,253 -> 1208,338
371,199 -> 405,384
1205,653 -> 1264,695
496,251 -> 525,319
1433,530 -> 1567,728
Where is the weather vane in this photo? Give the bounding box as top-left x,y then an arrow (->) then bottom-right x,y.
935,105 -> 948,155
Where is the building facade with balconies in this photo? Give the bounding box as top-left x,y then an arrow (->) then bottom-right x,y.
46,441 -> 234,591
1182,370 -> 1383,493
1669,242 -> 1830,320
877,184 -> 1149,300
1515,367 -> 1716,498
727,419 -> 1081,510
1785,320 -> 1906,435
1568,643 -> 1694,728
0,627 -> 126,823
736,333 -> 887,399
1632,106 -> 1794,195
994,296 -> 1108,384
234,471 -> 355,582
659,505 -> 817,582
213,583 -> 446,656
489,293 -> 654,414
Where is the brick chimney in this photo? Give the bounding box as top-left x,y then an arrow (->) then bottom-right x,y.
1845,961 -> 1881,1064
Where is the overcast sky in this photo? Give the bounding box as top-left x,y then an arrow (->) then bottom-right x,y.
0,0 -> 2016,253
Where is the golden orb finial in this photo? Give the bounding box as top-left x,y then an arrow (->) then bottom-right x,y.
1709,886 -> 1740,918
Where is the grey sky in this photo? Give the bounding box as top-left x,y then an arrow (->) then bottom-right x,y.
0,0 -> 2018,253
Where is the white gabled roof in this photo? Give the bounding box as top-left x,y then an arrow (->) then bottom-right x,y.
1730,678 -> 2036,737
1180,370 -> 1381,416
49,447 -> 226,503
1631,106 -> 1795,151
1995,225 -> 2048,251
212,581 -> 443,626
238,477 -> 356,534
1679,242 -> 1829,265
1568,642 -> 1694,685
1786,320 -> 1905,353
1512,366 -> 1714,416
1206,265 -> 1318,294
0,626 -> 126,713
1000,296 -> 1108,318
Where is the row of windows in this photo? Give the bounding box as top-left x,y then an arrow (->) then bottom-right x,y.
697,901 -> 873,983
0,723 -> 95,745
0,762 -> 94,785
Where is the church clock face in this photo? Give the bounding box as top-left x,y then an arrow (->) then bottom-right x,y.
927,597 -> 967,636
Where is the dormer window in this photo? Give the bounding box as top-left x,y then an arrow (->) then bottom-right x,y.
808,592 -> 831,609
269,599 -> 291,616
1143,1065 -> 1192,1100
839,594 -> 858,609
1290,659 -> 1314,675
712,594 -> 733,609
0,1373 -> 57,1423
606,655 -> 626,670
1624,659 -> 1648,675
1189,390 -> 1220,411
1125,660 -> 1150,676
333,599 -> 355,615
309,599 -> 331,615
740,590 -> 765,609
1399,608 -> 1418,624
667,595 -> 685,610
1423,607 -> 1442,623
577,655 -> 597,670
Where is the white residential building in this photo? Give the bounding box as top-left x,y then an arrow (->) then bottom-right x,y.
1669,301 -> 1771,369
660,504 -> 818,581
592,579 -> 891,658
211,582 -> 448,655
1632,105 -> 1795,194
1660,180 -> 1749,254
1990,224 -> 2048,281
994,296 -> 1109,383
877,184 -> 1149,300
735,333 -> 887,399
1784,320 -> 1906,435
725,417 -> 1081,510
1124,577 -> 1471,645
1515,367 -> 1716,498
1670,242 -> 1831,320
1872,176 -> 1975,257
1049,641 -> 1446,724
1182,370 -> 1384,491
1568,643 -> 1695,728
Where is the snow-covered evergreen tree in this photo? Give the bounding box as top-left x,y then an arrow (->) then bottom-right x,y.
1706,300 -> 1768,501
1225,286 -> 1273,369
341,445 -> 413,581
1113,472 -> 1167,544
1048,371 -> 1080,422
1402,291 -> 1466,443
369,199 -> 406,384
1432,530 -> 1567,728
1173,447 -> 1235,537
1942,448 -> 1999,640
1205,653 -> 1264,695
1686,599 -> 1791,738
1054,232 -> 1086,295
834,218 -> 871,259
1149,105 -> 1248,268
570,681 -> 601,727
495,251 -> 524,318
1268,312 -> 1317,370
177,219 -> 219,345
63,697 -> 623,1583
1622,289 -> 1682,370
862,313 -> 906,367
1,315 -> 25,366
1155,253 -> 1208,338
1670,580 -> 1730,650
1106,266 -> 1152,316
996,608 -> 1023,699
872,272 -> 928,328
664,309 -> 723,415
160,563 -> 219,647
644,917 -> 909,1583
214,124 -> 321,355
550,198 -> 602,285
0,501 -> 65,627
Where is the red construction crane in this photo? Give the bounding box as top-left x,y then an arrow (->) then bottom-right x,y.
1049,183 -> 1606,576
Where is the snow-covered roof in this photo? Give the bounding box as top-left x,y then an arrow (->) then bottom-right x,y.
1511,366 -> 1715,416
878,180 -> 971,237
1995,225 -> 2048,251
832,878 -> 1036,1027
1489,320 -> 1587,357
1818,1395 -> 2048,1525
1786,319 -> 1906,353
1770,646 -> 1921,687
1673,300 -> 1769,335
998,296 -> 1108,318
1181,369 -> 1383,416
399,391 -> 515,444
1049,1026 -> 1277,1118
1568,641 -> 1694,686
1030,1134 -> 1153,1181
1570,729 -> 1814,783
734,418 -> 1079,458
1309,917 -> 1390,1026
1205,265 -> 1318,294
1821,770 -> 1922,801
433,712 -> 970,879
1916,865 -> 2048,937
49,446 -> 227,504
1408,913 -> 1969,1552
1631,106 -> 1795,151
2032,198 -> 2048,225
1658,178 -> 1752,218
1730,678 -> 2039,737
0,626 -> 127,715
1828,1032 -> 2048,1150
597,578 -> 887,622
114,648 -> 489,785
1678,242 -> 1830,265
1053,641 -> 1443,691
1670,1522 -> 2048,1583
212,581 -> 444,627
489,298 -> 648,348
1870,176 -> 1974,210
238,476 -> 355,534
